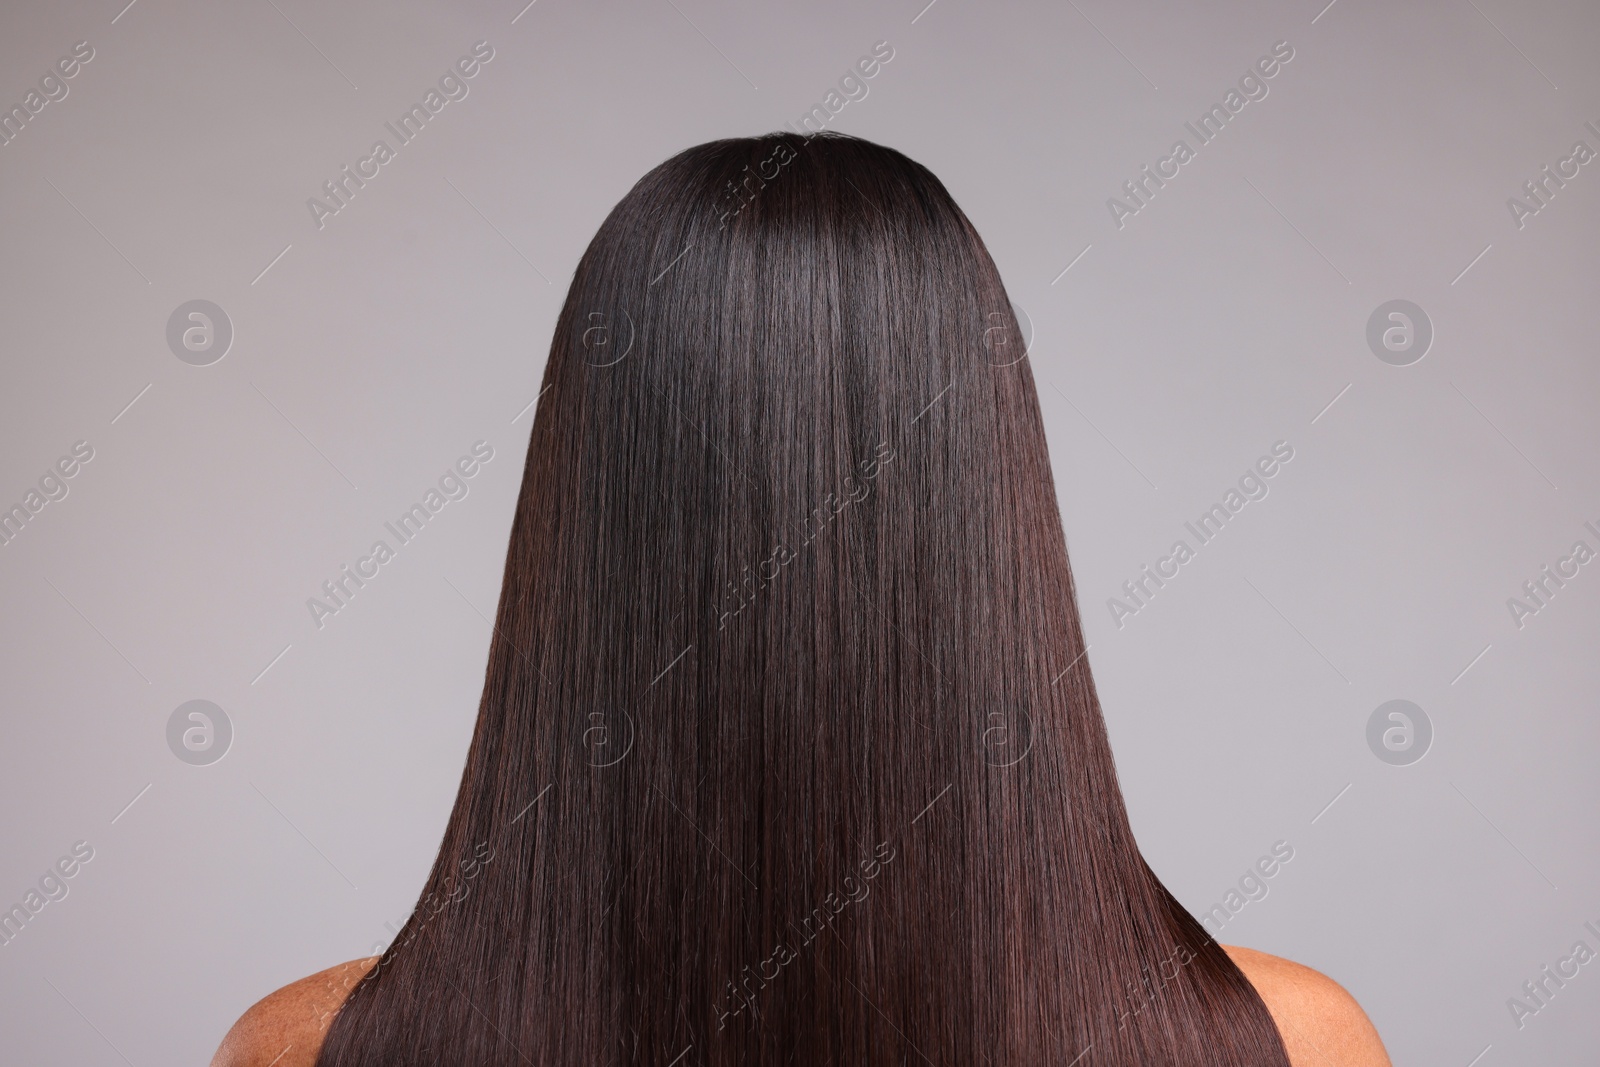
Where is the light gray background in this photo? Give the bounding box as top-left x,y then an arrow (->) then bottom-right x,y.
1,0 -> 1596,1063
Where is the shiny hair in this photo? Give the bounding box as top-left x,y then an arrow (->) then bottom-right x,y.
315,131 -> 1290,1065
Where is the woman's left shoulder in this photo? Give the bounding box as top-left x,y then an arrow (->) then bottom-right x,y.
1221,943 -> 1392,1067
209,957 -> 377,1067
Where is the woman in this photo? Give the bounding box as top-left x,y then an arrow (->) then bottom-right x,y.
214,132 -> 1389,1065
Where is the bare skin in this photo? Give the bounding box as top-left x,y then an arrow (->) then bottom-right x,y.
210,945 -> 1390,1066
1223,944 -> 1392,1067
209,956 -> 377,1067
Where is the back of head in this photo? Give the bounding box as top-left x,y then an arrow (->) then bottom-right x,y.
315,132 -> 1290,1066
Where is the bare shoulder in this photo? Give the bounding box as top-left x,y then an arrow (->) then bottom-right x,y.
1222,944 -> 1391,1067
210,957 -> 378,1067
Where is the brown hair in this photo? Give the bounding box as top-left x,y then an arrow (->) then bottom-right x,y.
314,131 -> 1291,1065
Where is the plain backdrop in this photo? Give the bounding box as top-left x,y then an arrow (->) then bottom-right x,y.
0,0 -> 1596,1063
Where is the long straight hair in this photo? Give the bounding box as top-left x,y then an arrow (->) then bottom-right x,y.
315,131 -> 1291,1066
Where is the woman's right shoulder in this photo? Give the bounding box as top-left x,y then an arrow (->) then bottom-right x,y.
210,957 -> 378,1067
1221,943 -> 1391,1067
